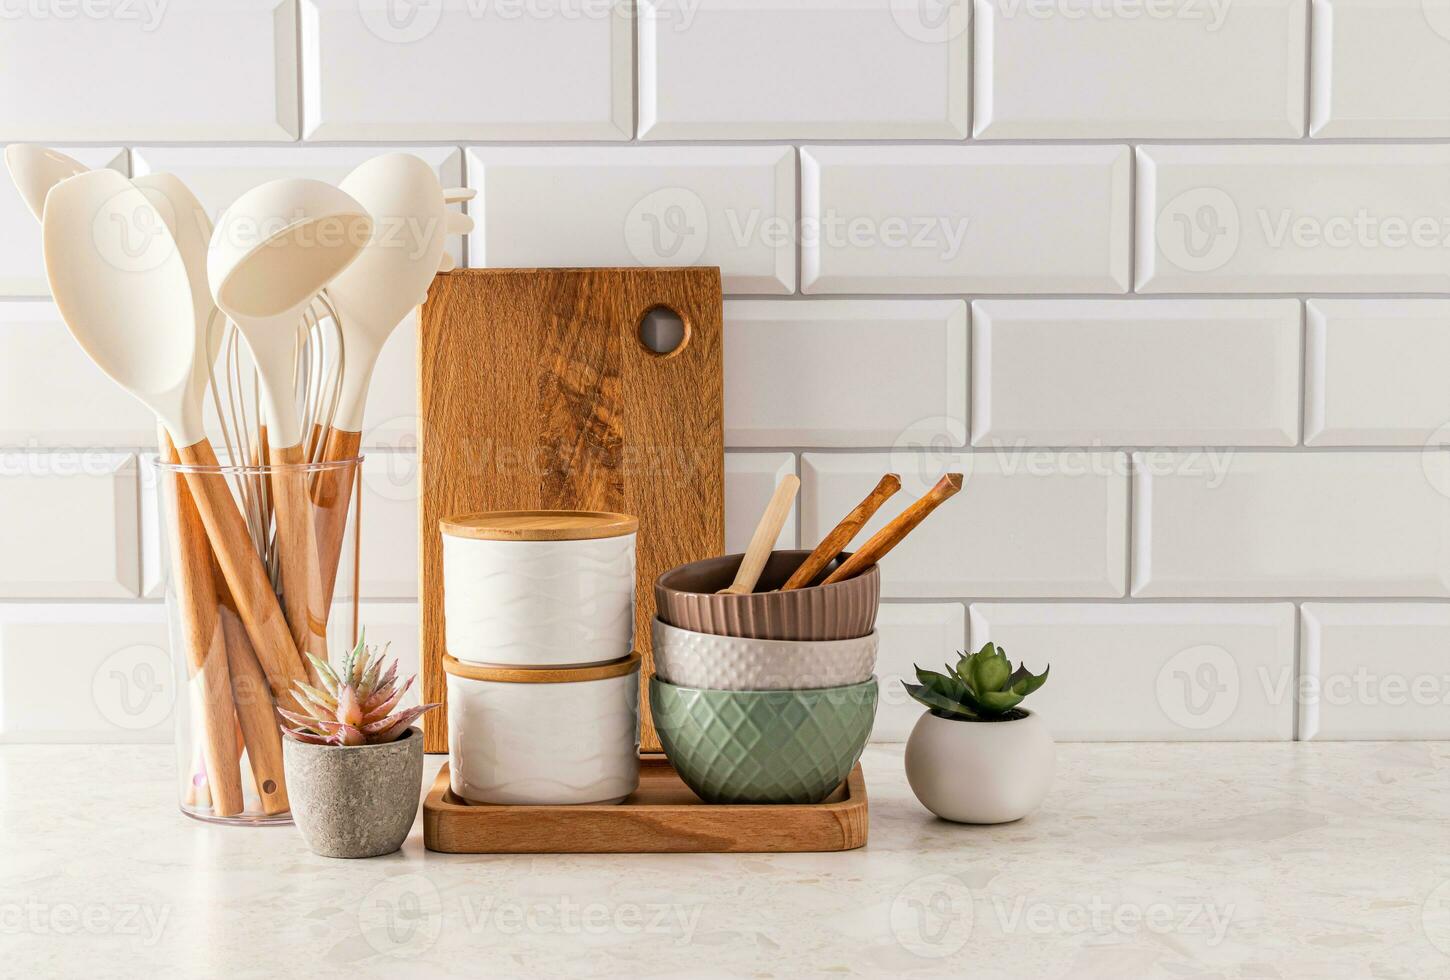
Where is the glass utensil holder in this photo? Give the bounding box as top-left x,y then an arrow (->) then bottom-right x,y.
151,455 -> 362,825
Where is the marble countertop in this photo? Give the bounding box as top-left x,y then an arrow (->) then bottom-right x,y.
4,742 -> 1450,979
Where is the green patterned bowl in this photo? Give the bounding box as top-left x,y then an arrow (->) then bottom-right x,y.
650,676 -> 878,805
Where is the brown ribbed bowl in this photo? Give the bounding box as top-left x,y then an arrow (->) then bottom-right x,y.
654,551 -> 879,641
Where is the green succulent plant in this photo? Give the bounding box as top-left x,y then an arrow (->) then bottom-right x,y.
279,630 -> 439,747
903,642 -> 1049,721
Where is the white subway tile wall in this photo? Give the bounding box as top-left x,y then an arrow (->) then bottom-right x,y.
801,144 -> 1132,294
974,0 -> 1306,139
1299,603 -> 1450,739
724,299 -> 968,447
1309,0 -> 1450,138
640,0 -> 971,139
1304,300 -> 1450,447
971,603 -> 1297,741
3,4 -> 1447,742
1136,144 -> 1450,293
971,299 -> 1301,448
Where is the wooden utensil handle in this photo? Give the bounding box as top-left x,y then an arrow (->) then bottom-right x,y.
722,473 -> 800,594
782,474 -> 901,591
822,473 -> 963,585
269,440 -> 326,663
217,573 -> 289,815
163,434 -> 244,817
175,438 -> 307,711
311,427 -> 362,618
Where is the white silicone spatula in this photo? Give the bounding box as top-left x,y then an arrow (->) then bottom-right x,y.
4,144 -> 87,219
208,177 -> 373,660
42,169 -> 308,715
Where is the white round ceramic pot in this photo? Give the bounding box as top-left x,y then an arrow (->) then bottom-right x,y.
652,618 -> 878,690
904,709 -> 1055,824
444,653 -> 641,805
442,511 -> 636,668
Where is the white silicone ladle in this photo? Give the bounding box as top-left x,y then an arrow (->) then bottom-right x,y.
42,169 -> 308,713
208,177 -> 373,659
4,144 -> 88,220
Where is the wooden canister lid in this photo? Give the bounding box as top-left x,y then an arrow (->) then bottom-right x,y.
442,652 -> 642,684
440,510 -> 638,542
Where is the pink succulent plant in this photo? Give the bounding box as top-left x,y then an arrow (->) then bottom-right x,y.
279,631 -> 439,747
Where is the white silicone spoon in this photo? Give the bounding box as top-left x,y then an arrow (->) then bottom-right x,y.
310,154 -> 472,606
4,144 -> 87,219
208,177 -> 372,660
329,153 -> 473,439
134,171 -> 290,815
42,169 -> 308,714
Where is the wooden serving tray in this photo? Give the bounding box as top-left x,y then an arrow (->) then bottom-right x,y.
423,758 -> 868,854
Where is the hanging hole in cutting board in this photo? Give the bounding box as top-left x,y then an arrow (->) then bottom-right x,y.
637,305 -> 688,357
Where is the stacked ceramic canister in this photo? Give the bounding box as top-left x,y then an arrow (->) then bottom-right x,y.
440,511 -> 641,805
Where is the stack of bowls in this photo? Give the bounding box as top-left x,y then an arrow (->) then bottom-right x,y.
650,550 -> 881,805
439,511 -> 642,806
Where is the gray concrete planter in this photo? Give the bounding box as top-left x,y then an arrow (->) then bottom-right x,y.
282,728 -> 423,858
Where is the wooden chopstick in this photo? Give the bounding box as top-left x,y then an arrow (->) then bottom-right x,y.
780,474 -> 900,591
821,473 -> 963,585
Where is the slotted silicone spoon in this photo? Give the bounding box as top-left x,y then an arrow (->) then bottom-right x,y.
208,177 -> 373,660
42,169 -> 308,715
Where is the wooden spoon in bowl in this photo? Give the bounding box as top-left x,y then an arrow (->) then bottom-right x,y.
718,473 -> 800,595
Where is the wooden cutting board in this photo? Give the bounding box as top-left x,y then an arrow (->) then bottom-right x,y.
417,268 -> 724,753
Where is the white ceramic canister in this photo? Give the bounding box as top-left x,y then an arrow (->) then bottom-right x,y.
444,653 -> 641,805
441,510 -> 637,667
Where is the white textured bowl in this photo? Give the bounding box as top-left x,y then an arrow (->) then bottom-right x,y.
651,618 -> 878,691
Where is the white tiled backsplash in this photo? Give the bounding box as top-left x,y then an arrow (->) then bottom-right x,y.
3,0 -> 1448,743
